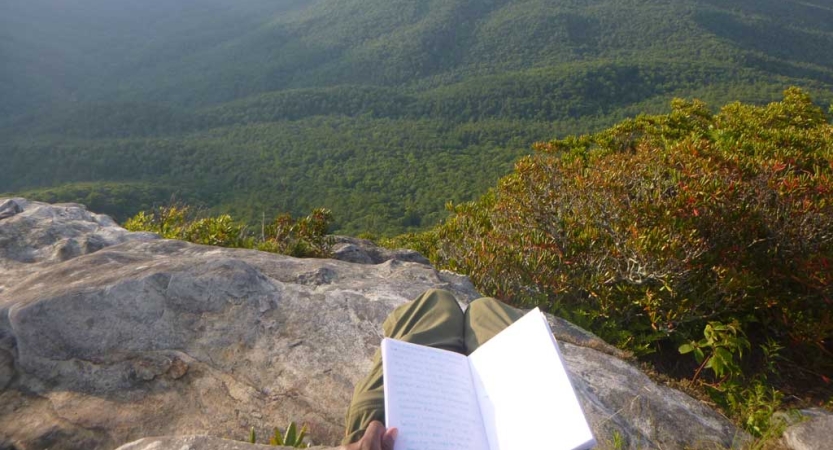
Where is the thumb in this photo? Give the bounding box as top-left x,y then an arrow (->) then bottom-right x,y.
382,427 -> 398,450
363,421 -> 385,450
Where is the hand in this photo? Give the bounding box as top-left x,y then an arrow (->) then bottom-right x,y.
339,421 -> 397,450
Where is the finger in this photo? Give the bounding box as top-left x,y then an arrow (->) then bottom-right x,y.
382,427 -> 398,450
363,421 -> 385,450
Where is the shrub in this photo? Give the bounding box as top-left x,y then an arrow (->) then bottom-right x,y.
181,215 -> 247,247
395,88 -> 832,433
257,208 -> 334,258
123,203 -> 190,239
124,204 -> 333,258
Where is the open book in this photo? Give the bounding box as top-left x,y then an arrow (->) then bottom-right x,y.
382,307 -> 595,450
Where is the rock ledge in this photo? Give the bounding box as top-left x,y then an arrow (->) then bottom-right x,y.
0,200 -> 750,450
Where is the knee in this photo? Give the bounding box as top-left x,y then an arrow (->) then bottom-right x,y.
467,296 -> 502,315
385,288 -> 463,332
466,296 -> 525,324
382,288 -> 465,343
412,288 -> 460,313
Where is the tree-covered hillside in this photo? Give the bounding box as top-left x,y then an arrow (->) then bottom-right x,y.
2,0 -> 833,234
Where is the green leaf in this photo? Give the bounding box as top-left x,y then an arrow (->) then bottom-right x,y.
694,347 -> 705,364
706,352 -> 726,378
273,427 -> 283,446
284,422 -> 297,445
296,423 -> 308,447
678,343 -> 695,354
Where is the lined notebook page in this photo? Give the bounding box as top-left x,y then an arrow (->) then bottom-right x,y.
468,309 -> 595,450
382,338 -> 490,450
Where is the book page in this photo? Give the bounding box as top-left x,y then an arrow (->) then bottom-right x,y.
468,309 -> 595,450
382,338 -> 490,450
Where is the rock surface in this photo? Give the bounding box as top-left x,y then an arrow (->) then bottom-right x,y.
0,198 -> 156,295
114,435 -> 331,450
0,199 -> 750,450
331,236 -> 430,266
781,409 -> 833,450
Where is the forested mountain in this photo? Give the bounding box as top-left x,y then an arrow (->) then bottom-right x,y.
2,0 -> 833,234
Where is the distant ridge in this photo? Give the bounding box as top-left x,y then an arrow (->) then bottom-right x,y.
2,0 -> 832,234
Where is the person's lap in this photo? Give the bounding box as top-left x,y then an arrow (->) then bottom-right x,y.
342,289 -> 524,445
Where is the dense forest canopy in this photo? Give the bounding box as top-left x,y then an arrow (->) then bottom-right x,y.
2,0 -> 833,234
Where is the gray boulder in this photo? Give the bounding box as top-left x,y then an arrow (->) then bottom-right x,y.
0,199 -> 750,450
0,198 -> 156,295
781,409 -> 833,450
0,199 -> 23,220
331,236 -> 430,265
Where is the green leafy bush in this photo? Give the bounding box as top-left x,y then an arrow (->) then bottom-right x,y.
123,204 -> 190,239
257,208 -> 334,258
124,204 -> 333,258
181,215 -> 247,248
394,88 -> 833,433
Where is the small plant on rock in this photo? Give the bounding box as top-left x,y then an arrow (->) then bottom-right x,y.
270,422 -> 310,448
247,422 -> 311,447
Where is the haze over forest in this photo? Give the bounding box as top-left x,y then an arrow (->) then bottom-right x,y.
3,0 -> 833,234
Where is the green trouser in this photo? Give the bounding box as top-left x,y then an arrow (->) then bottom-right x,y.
342,288 -> 525,445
